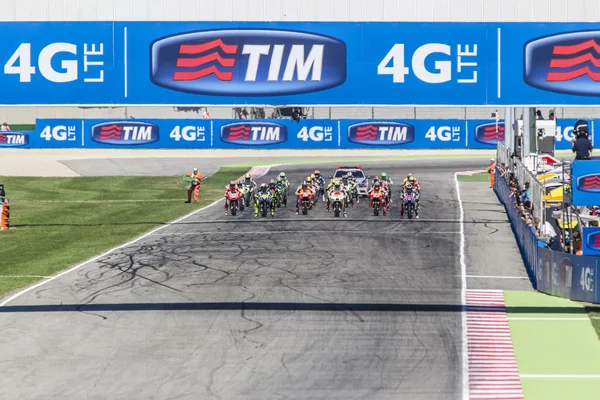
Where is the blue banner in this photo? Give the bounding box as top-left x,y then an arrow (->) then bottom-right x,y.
3,22 -> 600,105
583,227 -> 600,257
571,160 -> 600,206
1,117 -> 592,149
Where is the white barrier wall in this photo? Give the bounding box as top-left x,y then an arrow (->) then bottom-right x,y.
1,0 -> 599,22
1,0 -> 600,123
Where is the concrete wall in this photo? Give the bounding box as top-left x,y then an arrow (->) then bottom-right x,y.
1,0 -> 599,22
1,0 -> 598,123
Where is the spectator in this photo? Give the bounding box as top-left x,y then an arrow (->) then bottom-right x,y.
521,182 -> 531,204
536,110 -> 544,120
572,120 -> 593,160
0,122 -> 10,131
549,111 -> 555,120
534,217 -> 557,238
202,109 -> 210,119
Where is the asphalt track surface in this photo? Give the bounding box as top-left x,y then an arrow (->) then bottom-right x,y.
0,159 -> 522,400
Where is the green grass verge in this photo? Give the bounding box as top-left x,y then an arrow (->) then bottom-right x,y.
0,166 -> 247,296
9,124 -> 35,131
585,306 -> 600,341
505,290 -> 600,400
456,172 -> 489,182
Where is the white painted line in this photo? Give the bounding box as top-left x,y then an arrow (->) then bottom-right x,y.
455,172 -> 469,400
467,289 -> 505,293
520,374 -> 600,379
508,317 -> 594,321
0,275 -> 52,279
147,230 -> 462,236
124,27 -> 128,98
497,27 -> 502,98
464,275 -> 529,280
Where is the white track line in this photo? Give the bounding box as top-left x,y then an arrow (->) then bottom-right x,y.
455,172 -> 469,400
463,275 -> 529,280
148,230 -> 462,236
508,317 -> 598,321
0,275 -> 52,279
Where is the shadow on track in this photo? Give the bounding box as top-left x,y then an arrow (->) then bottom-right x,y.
0,302 -> 587,315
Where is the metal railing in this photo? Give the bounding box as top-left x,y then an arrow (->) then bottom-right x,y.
513,157 -> 545,221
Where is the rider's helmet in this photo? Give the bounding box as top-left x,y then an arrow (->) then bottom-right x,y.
332,178 -> 339,185
407,173 -> 413,179
342,176 -> 349,184
301,182 -> 308,190
245,173 -> 251,180
373,176 -> 380,184
374,182 -> 381,190
193,168 -> 198,173
405,183 -> 413,190
306,177 -> 312,184
260,183 -> 268,190
314,170 -> 320,176
310,173 -> 316,179
334,182 -> 341,191
238,180 -> 244,186
279,172 -> 286,179
276,177 -> 283,184
381,172 -> 388,180
229,181 -> 236,189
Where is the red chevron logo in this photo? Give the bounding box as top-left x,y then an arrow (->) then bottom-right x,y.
173,38 -> 238,82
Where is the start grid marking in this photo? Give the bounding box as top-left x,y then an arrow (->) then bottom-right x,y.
466,290 -> 524,400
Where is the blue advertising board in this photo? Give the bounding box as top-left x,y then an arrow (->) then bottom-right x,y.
15,117 -> 518,149
583,227 -> 600,256
3,22 -> 600,105
571,160 -> 600,206
3,117 -> 593,149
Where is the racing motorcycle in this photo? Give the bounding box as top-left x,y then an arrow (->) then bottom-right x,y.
370,191 -> 386,216
257,191 -> 272,218
276,184 -> 287,207
226,189 -> 242,216
299,190 -> 313,215
240,183 -> 253,207
329,190 -> 346,218
403,187 -> 418,219
312,181 -> 322,205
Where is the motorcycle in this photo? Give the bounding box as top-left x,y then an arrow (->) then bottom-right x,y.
312,182 -> 321,204
257,191 -> 272,218
329,191 -> 346,218
370,192 -> 386,216
226,190 -> 242,216
403,188 -> 418,219
276,185 -> 287,207
299,191 -> 313,215
240,183 -> 253,207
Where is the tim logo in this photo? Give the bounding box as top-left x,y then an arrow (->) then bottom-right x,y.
475,122 -> 505,145
91,122 -> 159,145
524,31 -> 600,96
587,232 -> 600,250
576,174 -> 600,192
347,122 -> 414,146
0,132 -> 28,147
220,122 -> 287,146
150,29 -> 346,96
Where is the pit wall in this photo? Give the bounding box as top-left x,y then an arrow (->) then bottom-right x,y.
495,168 -> 600,303
0,118 -> 591,149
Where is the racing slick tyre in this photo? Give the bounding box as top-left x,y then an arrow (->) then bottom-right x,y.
261,202 -> 267,218
407,203 -> 413,219
334,203 -> 341,218
230,200 -> 238,216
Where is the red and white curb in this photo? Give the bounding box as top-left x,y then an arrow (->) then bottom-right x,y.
466,290 -> 524,400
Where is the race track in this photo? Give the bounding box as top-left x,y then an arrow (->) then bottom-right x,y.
0,159 -> 517,400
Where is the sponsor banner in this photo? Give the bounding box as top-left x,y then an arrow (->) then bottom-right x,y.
571,160 -> 600,206
0,131 -> 30,147
583,227 -> 600,257
339,119 -> 466,149
20,118 -> 597,149
5,22 -> 600,105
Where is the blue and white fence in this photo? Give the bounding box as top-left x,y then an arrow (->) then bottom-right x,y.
0,117 -> 592,149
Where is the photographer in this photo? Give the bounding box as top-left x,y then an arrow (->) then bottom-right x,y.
572,119 -> 593,160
